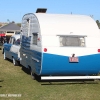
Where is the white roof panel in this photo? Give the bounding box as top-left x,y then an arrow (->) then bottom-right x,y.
34,13 -> 100,36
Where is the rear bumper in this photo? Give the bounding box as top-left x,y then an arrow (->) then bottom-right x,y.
41,76 -> 100,80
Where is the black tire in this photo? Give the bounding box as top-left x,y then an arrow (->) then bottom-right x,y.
31,71 -> 36,80
2,48 -> 4,54
31,71 -> 41,81
13,57 -> 19,66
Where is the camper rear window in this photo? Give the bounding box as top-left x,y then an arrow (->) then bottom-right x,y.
33,33 -> 38,45
59,36 -> 85,47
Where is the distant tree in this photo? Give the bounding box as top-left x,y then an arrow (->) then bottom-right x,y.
0,23 -> 2,27
7,19 -> 10,23
96,20 -> 100,29
12,21 -> 15,23
16,23 -> 21,27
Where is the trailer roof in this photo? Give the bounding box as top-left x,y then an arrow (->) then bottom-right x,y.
34,13 -> 100,36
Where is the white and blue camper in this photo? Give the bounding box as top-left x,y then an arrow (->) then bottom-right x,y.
20,9 -> 100,80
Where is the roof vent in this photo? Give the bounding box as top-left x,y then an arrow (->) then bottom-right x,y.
36,8 -> 47,13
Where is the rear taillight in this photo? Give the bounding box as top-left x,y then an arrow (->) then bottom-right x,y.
98,49 -> 100,52
37,38 -> 40,41
44,48 -> 47,52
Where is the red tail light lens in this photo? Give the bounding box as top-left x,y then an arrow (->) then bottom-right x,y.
44,48 -> 47,52
98,49 -> 100,52
37,38 -> 40,41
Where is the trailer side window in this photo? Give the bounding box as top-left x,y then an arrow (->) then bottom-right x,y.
32,33 -> 38,45
59,36 -> 86,47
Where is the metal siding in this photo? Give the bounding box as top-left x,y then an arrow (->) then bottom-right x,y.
21,13 -> 40,36
20,13 -> 42,74
41,53 -> 100,75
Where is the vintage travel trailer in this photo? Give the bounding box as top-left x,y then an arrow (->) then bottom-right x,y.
20,9 -> 100,80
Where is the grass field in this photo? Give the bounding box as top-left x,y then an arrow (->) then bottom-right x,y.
0,49 -> 100,100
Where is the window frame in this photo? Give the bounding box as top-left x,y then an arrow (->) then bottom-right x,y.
32,33 -> 38,45
9,37 -> 15,44
58,35 -> 87,47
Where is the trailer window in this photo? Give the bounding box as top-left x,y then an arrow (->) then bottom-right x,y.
14,39 -> 20,45
32,33 -> 38,45
59,36 -> 85,47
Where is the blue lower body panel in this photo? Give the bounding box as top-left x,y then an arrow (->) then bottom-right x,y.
41,53 -> 100,76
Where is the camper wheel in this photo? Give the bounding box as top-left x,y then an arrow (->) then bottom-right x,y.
31,71 -> 36,80
4,52 -> 7,60
31,72 -> 41,80
12,57 -> 19,66
28,66 -> 36,80
2,48 -> 4,54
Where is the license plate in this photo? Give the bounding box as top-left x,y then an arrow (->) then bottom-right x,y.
69,57 -> 79,62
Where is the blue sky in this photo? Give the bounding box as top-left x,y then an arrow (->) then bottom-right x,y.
0,0 -> 100,23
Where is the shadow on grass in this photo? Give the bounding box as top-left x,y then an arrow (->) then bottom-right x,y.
5,59 -> 21,67
0,80 -> 4,82
40,80 -> 99,85
19,67 -> 100,84
41,81 -> 99,85
4,58 -> 12,63
14,64 -> 100,84
0,80 -> 4,88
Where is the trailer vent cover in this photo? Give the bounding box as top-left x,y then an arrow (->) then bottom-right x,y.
36,8 -> 47,13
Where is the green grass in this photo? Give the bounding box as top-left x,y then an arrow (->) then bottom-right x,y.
0,50 -> 100,100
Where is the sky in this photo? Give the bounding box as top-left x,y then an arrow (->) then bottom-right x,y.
0,0 -> 100,23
